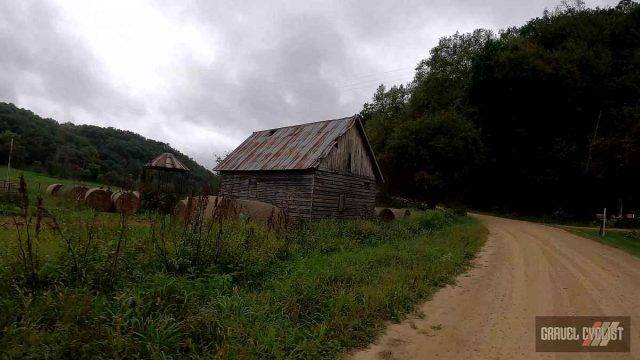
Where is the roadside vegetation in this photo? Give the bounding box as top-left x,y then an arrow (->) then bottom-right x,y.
567,229 -> 640,258
0,174 -> 486,358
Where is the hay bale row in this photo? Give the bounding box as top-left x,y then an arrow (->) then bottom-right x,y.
83,189 -> 140,214
375,207 -> 412,222
48,184 -> 140,214
175,196 -> 285,225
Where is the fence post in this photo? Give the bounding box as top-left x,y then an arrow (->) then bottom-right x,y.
6,138 -> 13,181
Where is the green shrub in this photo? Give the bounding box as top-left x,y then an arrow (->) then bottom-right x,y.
451,206 -> 468,217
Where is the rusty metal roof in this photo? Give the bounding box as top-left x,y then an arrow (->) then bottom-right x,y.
214,115 -> 384,181
145,153 -> 190,172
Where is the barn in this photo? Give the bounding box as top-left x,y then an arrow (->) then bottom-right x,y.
214,115 -> 384,219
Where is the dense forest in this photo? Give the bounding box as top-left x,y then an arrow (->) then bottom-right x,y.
362,0 -> 640,218
0,102 -> 217,188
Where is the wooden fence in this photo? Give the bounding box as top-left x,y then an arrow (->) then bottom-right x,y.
0,177 -> 28,216
0,179 -> 21,199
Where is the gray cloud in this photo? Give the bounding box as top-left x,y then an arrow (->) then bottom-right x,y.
164,11 -> 361,132
0,1 -> 145,123
0,0 -> 619,168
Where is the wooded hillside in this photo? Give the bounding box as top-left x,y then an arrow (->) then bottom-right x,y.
0,102 -> 217,188
362,0 -> 640,218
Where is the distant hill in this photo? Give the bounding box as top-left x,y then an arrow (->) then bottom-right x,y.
0,102 -> 218,189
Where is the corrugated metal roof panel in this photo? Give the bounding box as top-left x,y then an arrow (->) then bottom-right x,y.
215,116 -> 356,171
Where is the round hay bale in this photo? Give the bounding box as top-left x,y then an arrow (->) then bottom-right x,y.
111,191 -> 141,214
174,196 -> 224,222
59,185 -> 89,201
389,208 -> 411,219
174,196 -> 284,225
375,207 -> 395,222
232,199 -> 285,225
46,183 -> 63,196
174,198 -> 190,221
84,188 -> 113,212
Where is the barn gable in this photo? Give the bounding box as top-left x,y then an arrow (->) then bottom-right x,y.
318,124 -> 377,180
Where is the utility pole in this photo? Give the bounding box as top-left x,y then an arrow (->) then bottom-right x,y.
599,207 -> 607,237
584,110 -> 602,174
618,198 -> 624,218
6,137 -> 13,181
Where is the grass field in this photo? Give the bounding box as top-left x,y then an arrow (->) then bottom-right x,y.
567,228 -> 640,258
0,167 -> 111,217
0,174 -> 487,358
0,167 -> 103,192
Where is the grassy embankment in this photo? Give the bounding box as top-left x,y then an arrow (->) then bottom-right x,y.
567,228 -> 640,258
0,169 -> 487,358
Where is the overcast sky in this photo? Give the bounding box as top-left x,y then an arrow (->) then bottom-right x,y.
0,0 -> 618,168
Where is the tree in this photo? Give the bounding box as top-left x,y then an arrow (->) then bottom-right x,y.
361,0 -> 640,217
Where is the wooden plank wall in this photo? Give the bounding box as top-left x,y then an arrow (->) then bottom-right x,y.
318,126 -> 376,180
311,170 -> 376,219
219,171 -> 315,219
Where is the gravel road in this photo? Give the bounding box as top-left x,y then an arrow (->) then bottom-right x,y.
351,214 -> 640,359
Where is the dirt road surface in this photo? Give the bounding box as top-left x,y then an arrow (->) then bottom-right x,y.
351,214 -> 640,359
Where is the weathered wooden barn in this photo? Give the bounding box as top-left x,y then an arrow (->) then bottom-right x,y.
214,115 -> 384,219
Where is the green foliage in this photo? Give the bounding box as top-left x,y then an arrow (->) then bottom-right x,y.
0,102 -> 218,190
362,1 -> 640,217
0,207 -> 485,358
450,206 -> 468,217
362,29 -> 491,203
411,29 -> 494,116
385,111 -> 484,200
470,1 -> 640,216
